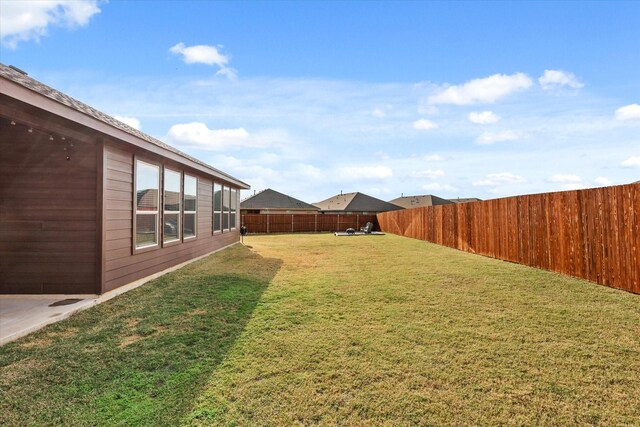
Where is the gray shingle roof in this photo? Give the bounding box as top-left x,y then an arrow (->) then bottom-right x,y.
314,192 -> 403,212
241,189 -> 319,211
389,194 -> 454,209
0,63 -> 248,188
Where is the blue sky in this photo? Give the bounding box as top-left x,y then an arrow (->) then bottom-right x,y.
2,1 -> 639,203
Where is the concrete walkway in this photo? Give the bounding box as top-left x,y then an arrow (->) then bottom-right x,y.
0,295 -> 98,345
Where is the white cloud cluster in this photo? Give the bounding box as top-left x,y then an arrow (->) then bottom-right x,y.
371,108 -> 386,118
475,130 -> 520,145
548,174 -> 582,183
413,118 -> 438,130
538,70 -> 584,90
0,0 -> 101,48
594,177 -> 613,186
428,73 -> 532,105
423,154 -> 444,161
468,111 -> 500,124
409,169 -> 444,179
336,166 -> 393,180
422,183 -> 458,192
621,156 -> 640,167
473,172 -> 525,186
165,122 -> 256,150
170,42 -> 237,79
114,115 -> 141,131
615,104 -> 640,121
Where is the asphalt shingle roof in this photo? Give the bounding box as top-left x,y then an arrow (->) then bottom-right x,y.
241,189 -> 319,210
389,195 -> 454,209
313,192 -> 403,212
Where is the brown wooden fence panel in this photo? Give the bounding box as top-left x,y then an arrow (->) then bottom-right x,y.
377,183 -> 640,294
241,214 -> 379,234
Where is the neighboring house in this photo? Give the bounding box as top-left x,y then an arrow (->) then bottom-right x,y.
0,64 -> 249,294
448,197 -> 482,204
240,188 -> 319,214
314,192 -> 403,214
389,194 -> 454,209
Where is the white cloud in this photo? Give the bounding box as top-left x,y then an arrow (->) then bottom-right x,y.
113,115 -> 141,130
615,104 -> 640,121
165,122 -> 258,151
423,154 -> 444,161
336,165 -> 393,180
594,177 -> 613,186
410,169 -> 444,179
216,66 -> 238,80
473,172 -> 525,186
621,156 -> 640,167
548,174 -> 582,183
170,42 -> 236,79
413,118 -> 438,130
421,182 -> 458,192
428,73 -> 533,105
0,0 -> 101,48
475,130 -> 520,145
468,111 -> 501,124
372,108 -> 386,118
562,183 -> 588,191
539,70 -> 584,90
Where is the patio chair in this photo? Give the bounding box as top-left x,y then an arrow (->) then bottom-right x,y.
360,222 -> 374,234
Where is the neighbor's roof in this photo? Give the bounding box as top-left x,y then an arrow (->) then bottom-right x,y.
241,189 -> 319,211
0,63 -> 249,189
314,192 -> 403,212
448,197 -> 482,203
389,194 -> 454,209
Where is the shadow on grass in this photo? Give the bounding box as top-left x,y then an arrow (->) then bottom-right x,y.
0,244 -> 281,426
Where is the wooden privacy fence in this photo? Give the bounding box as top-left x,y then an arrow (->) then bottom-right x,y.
377,183 -> 640,294
241,214 -> 378,234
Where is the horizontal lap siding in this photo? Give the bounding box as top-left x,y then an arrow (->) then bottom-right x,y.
377,183 -> 640,294
102,144 -> 240,293
0,119 -> 97,293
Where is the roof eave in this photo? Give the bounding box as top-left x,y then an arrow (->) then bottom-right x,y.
0,76 -> 250,189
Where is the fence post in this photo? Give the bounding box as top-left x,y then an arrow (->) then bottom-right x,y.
315,214 -> 318,233
291,214 -> 294,233
267,214 -> 269,234
357,214 -> 360,229
337,214 -> 340,232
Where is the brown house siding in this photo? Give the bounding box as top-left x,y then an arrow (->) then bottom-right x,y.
102,143 -> 240,293
0,118 -> 97,293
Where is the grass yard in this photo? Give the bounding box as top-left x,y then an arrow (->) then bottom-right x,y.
1,234 -> 640,426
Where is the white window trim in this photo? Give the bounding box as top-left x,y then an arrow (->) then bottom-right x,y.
183,174 -> 197,240
135,160 -> 160,250
213,182 -> 222,234
163,168 -> 182,244
230,188 -> 237,230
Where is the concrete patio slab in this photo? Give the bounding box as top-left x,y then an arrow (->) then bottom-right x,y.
0,295 -> 98,346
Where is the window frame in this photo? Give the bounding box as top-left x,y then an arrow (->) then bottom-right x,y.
162,167 -> 182,246
183,174 -> 198,240
230,188 -> 237,230
222,185 -> 230,231
133,158 -> 160,253
213,181 -> 222,234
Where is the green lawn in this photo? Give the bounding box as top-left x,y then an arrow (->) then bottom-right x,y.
1,234 -> 640,426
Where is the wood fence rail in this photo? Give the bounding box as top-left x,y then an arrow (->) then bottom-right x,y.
377,183 -> 640,294
241,214 -> 379,234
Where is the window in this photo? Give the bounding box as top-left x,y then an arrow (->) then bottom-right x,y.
184,175 -> 197,239
135,160 -> 159,249
163,169 -> 181,243
230,188 -> 237,230
223,186 -> 230,231
213,182 -> 222,233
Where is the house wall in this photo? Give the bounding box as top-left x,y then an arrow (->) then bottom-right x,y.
102,143 -> 240,293
0,117 -> 98,293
